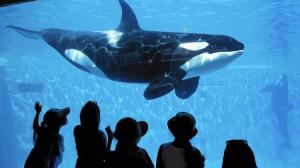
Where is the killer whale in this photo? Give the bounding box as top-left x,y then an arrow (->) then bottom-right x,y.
261,74 -> 293,146
8,0 -> 244,100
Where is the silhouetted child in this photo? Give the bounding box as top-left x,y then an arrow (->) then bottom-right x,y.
24,102 -> 70,168
74,101 -> 107,168
156,112 -> 205,168
106,117 -> 154,168
222,139 -> 257,168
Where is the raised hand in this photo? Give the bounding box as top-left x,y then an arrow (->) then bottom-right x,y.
105,126 -> 114,140
105,126 -> 114,151
34,102 -> 42,114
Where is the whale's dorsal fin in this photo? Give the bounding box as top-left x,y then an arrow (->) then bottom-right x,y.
116,0 -> 141,32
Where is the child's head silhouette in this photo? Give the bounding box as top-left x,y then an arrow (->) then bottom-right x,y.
114,117 -> 148,144
80,101 -> 100,129
42,107 -> 70,129
168,112 -> 198,140
222,140 -> 257,168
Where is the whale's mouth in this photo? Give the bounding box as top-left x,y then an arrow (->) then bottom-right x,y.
199,49 -> 244,67
235,41 -> 245,51
223,49 -> 244,58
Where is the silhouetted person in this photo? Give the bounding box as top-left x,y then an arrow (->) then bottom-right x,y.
74,101 -> 107,168
222,139 -> 257,168
24,102 -> 70,168
156,112 -> 205,168
261,74 -> 293,147
106,117 -> 154,168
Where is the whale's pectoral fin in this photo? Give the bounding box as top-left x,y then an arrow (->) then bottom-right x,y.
117,0 -> 141,32
144,77 -> 174,100
144,69 -> 187,100
175,77 -> 200,99
260,85 -> 276,92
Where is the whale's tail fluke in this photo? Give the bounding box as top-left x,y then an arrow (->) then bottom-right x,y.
7,26 -> 42,39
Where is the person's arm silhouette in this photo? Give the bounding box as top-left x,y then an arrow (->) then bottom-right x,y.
105,126 -> 114,152
33,102 -> 42,132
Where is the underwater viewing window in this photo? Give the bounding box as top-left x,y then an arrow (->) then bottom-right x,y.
0,0 -> 299,168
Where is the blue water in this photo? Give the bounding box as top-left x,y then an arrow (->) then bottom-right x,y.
1,0 -> 300,167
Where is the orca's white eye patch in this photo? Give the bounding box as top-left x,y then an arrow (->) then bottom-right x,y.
179,42 -> 209,51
